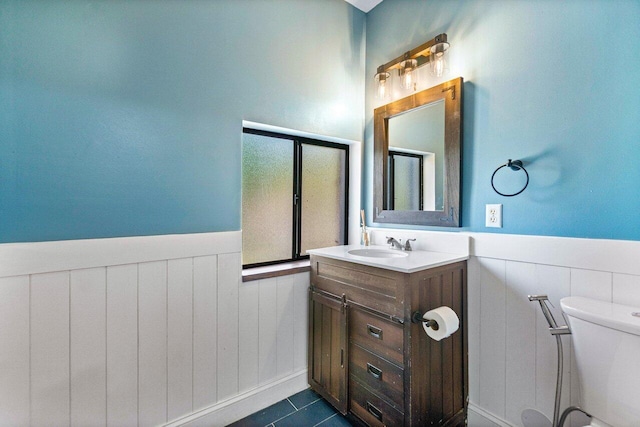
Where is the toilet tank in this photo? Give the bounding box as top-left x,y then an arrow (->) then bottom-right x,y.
561,297 -> 640,427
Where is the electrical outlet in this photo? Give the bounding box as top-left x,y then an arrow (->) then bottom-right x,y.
485,204 -> 502,228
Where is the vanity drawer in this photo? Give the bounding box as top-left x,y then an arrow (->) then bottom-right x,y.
350,377 -> 404,427
350,343 -> 404,408
350,307 -> 404,366
311,256 -> 405,318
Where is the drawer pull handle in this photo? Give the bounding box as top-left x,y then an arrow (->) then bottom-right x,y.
367,324 -> 383,339
366,401 -> 383,421
367,363 -> 383,380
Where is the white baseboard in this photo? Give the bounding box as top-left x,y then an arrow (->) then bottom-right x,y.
468,402 -> 515,427
166,370 -> 309,427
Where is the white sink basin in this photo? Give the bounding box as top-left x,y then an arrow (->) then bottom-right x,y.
308,245 -> 469,273
347,248 -> 409,258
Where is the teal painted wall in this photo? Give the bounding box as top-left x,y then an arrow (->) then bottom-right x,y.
364,0 -> 640,240
0,0 -> 365,242
4,0 -> 640,243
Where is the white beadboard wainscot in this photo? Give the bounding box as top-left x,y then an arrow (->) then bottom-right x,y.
467,233 -> 640,427
6,227 -> 637,427
0,231 -> 309,427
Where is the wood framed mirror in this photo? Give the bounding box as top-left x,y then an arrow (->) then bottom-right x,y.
373,77 -> 462,226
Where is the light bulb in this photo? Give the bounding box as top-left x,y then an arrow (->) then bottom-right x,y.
378,80 -> 387,98
429,42 -> 450,77
433,53 -> 446,77
374,72 -> 390,99
404,71 -> 412,87
399,59 -> 418,90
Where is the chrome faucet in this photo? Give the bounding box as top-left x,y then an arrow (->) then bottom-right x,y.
404,238 -> 416,251
386,237 -> 416,251
386,236 -> 403,250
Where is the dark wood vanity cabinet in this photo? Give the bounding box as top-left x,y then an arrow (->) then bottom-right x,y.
308,255 -> 467,427
308,290 -> 348,414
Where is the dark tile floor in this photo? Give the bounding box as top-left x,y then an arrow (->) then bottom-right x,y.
228,388 -> 354,427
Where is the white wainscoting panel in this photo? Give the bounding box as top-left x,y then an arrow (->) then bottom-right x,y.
31,271 -> 71,426
276,275 -> 295,377
239,278 -> 260,392
168,258 -> 194,421
258,278 -> 278,385
0,231 -> 309,427
237,273 -> 309,395
192,255 -> 218,412
106,263 -> 139,426
216,252 -> 240,401
292,272 -> 309,372
477,257 -> 507,419
613,273 -> 640,307
0,276 -> 30,425
138,260 -> 169,426
467,232 -> 640,427
70,267 -> 107,427
570,268 -> 612,301
504,261 -> 537,424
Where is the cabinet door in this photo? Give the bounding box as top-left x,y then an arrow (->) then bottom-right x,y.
308,290 -> 348,414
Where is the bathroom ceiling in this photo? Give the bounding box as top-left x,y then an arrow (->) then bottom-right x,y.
344,0 -> 383,13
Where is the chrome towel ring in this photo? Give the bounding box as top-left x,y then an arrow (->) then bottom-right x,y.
491,159 -> 529,197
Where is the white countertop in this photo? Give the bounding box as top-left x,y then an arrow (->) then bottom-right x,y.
307,244 -> 468,273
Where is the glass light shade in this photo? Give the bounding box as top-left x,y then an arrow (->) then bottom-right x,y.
429,42 -> 450,77
399,59 -> 418,90
374,72 -> 391,99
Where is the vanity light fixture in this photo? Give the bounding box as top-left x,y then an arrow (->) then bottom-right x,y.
374,33 -> 449,94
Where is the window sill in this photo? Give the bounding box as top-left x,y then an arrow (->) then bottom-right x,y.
242,260 -> 311,282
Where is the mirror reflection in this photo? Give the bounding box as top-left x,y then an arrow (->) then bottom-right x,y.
387,100 -> 445,211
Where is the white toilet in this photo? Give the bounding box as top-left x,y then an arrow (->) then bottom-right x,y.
561,296 -> 640,427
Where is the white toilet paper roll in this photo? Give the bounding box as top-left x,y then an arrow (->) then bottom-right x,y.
421,306 -> 459,341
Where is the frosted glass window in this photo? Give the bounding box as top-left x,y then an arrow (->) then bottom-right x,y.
242,129 -> 348,267
242,133 -> 293,265
301,144 -> 347,254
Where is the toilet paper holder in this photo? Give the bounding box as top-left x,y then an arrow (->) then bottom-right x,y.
411,311 -> 440,330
